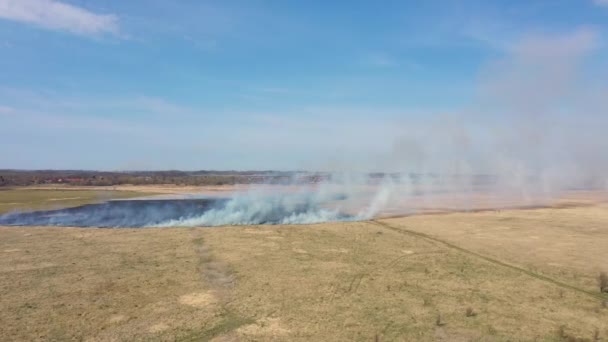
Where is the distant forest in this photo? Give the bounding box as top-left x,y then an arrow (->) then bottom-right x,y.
0,170 -> 501,188
0,170 -> 328,187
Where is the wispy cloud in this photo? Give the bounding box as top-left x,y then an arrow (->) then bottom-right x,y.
0,0 -> 119,36
362,52 -> 398,68
593,0 -> 608,7
0,105 -> 14,115
254,87 -> 293,94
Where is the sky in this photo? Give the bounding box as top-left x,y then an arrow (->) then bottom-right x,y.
0,0 -> 607,171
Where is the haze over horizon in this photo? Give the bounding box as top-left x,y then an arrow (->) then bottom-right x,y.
1,0 -> 607,178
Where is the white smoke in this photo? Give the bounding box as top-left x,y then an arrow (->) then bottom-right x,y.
152,174 -> 405,227
153,190 -> 347,226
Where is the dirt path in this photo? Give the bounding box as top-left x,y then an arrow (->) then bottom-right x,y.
371,220 -> 608,302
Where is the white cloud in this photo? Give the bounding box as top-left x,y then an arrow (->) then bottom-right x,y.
0,0 -> 118,36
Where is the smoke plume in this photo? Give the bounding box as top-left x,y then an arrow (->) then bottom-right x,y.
1,29 -> 607,228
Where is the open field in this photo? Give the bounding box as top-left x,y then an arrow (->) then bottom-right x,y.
0,188 -> 159,214
1,192 -> 607,341
381,202 -> 608,298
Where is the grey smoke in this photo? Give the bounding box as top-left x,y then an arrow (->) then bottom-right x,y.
378,29 -> 607,197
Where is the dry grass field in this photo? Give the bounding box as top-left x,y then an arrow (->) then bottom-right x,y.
0,189 -> 607,341
0,188 -> 158,214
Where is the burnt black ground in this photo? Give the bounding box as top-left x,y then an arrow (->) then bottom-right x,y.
0,199 -> 226,228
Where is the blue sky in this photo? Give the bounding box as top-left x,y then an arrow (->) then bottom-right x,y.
0,0 -> 607,171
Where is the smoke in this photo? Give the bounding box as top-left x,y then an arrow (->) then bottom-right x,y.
1,29 -> 606,228
0,177 -> 398,227
152,175 -> 396,227
153,190 -> 349,226
124,29 -> 606,224
379,29 -> 607,198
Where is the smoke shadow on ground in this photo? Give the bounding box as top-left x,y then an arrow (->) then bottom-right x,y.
0,196 -> 358,228
0,199 -> 226,228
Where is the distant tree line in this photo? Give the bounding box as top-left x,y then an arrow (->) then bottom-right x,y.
0,170 -> 328,187
0,170 -> 503,188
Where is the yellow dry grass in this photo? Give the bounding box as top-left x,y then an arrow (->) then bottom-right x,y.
381,202 -> 608,294
0,191 -> 607,341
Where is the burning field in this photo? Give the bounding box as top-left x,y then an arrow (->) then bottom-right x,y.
1,174 -> 600,229
0,185 -> 607,341
3,0 -> 608,340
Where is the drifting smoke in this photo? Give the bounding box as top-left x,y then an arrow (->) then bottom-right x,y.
153,175 -> 396,227
373,28 -> 608,198
0,199 -> 223,227
154,195 -> 339,227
